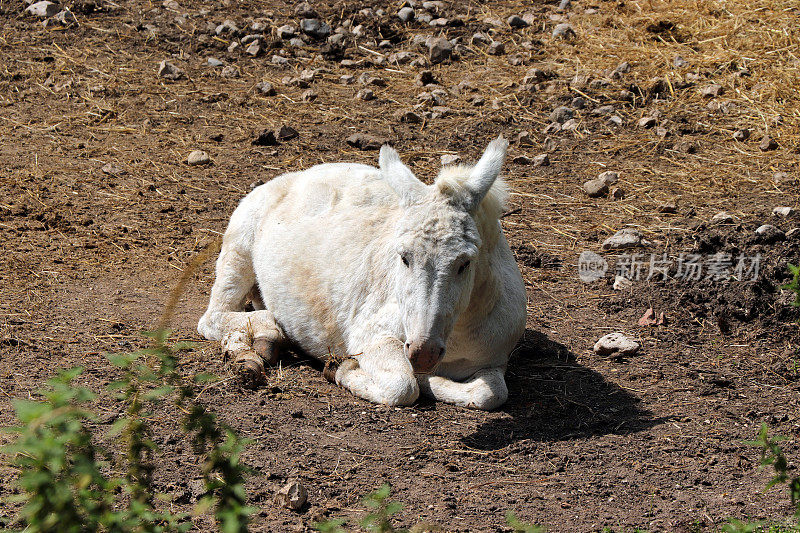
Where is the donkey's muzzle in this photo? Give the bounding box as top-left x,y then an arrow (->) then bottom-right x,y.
406,339 -> 445,375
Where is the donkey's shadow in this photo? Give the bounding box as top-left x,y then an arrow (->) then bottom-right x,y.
461,329 -> 662,450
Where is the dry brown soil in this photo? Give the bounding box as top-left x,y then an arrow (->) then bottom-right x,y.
1,0 -> 799,531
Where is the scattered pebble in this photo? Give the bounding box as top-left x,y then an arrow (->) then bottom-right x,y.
487,41 -> 505,55
543,122 -> 561,134
550,106 -> 573,124
101,163 -> 124,176
255,81 -> 276,95
53,8 -> 74,24
207,57 -> 224,68
732,129 -> 750,142
532,154 -> 550,167
592,105 -> 615,116
440,154 -> 461,165
397,6 -> 415,22
638,308 -> 666,327
700,84 -> 724,98
583,179 -> 608,198
271,55 -> 289,66
601,228 -> 650,250
275,480 -> 307,511
755,224 -> 785,242
221,65 -> 241,78
252,129 -> 278,146
598,171 -> 619,185
301,89 -> 317,102
428,36 -> 453,64
300,18 -> 331,40
394,109 -> 422,123
593,332 -> 640,357
613,275 -> 632,291
157,60 -> 184,80
607,115 -> 624,127
552,23 -> 576,39
710,211 -> 734,224
512,155 -> 533,165
638,116 -> 657,128
187,150 -> 210,166
610,187 -> 625,200
760,136 -> 778,151
514,130 -> 534,146
245,41 -> 262,56
26,1 -> 60,18
773,206 -> 795,217
294,1 -> 316,17
346,133 -> 387,150
356,88 -> 375,101
277,24 -> 297,39
561,118 -> 579,131
658,201 -> 677,214
276,125 -> 299,141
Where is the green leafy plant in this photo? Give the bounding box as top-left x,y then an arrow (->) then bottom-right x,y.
782,264 -> 800,308
2,330 -> 252,532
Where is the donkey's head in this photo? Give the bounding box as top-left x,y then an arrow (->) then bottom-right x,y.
379,137 -> 509,374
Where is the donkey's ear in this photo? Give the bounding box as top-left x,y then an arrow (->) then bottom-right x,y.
379,145 -> 425,205
463,136 -> 508,211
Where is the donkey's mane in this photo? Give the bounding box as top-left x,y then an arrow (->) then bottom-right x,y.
435,165 -> 509,249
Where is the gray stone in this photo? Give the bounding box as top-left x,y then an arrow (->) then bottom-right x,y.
755,224 -> 785,242
607,116 -> 623,126
187,150 -> 210,166
549,106 -> 573,124
472,32 -> 490,45
561,118 -> 579,131
428,36 -> 453,64
701,84 -> 724,98
301,89 -> 317,102
398,6 -> 415,22
583,179 -> 609,198
601,228 -> 650,250
610,187 -> 625,200
594,332 -> 640,357
207,57 -> 224,67
638,116 -> 657,128
245,41 -> 262,56
356,88 -> 375,101
255,81 -> 276,96
288,37 -> 306,47
711,211 -> 734,224
300,19 -> 331,40
760,136 -> 778,151
271,55 -> 289,66
26,1 -> 60,18
487,41 -> 505,55
429,17 -> 449,27
339,74 -> 355,84
733,129 -> 750,141
552,23 -> 576,39
388,51 -> 414,65
592,105 -> 615,116
221,65 -> 240,78
395,109 -> 422,123
532,154 -> 550,167
157,60 -> 184,80
277,24 -> 297,39
598,171 -> 619,185
613,275 -> 632,290
294,2 -> 316,18
556,0 -> 571,12
276,125 -> 299,141
773,206 -> 795,217
543,122 -> 561,134
215,19 -> 239,35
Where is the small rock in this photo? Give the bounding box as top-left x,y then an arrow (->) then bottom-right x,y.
655,126 -> 670,138
755,224 -> 785,242
514,131 -> 534,146
358,72 -> 385,86
613,275 -> 632,290
429,17 -> 449,27
271,55 -> 289,66
301,89 -> 318,102
294,1 -> 316,17
388,51 -> 414,65
398,6 -> 415,22
614,61 -> 631,74
550,106 -> 573,124
610,187 -> 625,200
773,206 -> 795,217
101,163 -> 124,176
416,70 -> 436,86
26,1 -> 60,18
592,105 -> 616,116
637,308 -> 667,327
53,8 -> 74,24
607,115 -> 624,127
245,41 -> 262,56
487,41 -> 505,55
440,154 -> 461,165
701,84 -> 724,98
512,155 -> 533,165
583,179 -> 608,198
395,109 -> 422,123
356,88 -> 375,101
552,23 -> 576,39
215,19 -> 239,35
277,24 -> 297,39
638,116 -> 657,128
571,97 -> 586,109
532,154 -> 550,167
428,36 -> 453,64
158,60 -> 184,80
288,37 -> 306,48
556,0 -> 571,12
508,15 -> 528,29
710,211 -> 734,224
346,133 -> 387,150
561,119 -> 579,131
658,201 -> 677,214
593,332 -> 640,357
255,81 -> 276,96
601,228 -> 650,250
732,129 -> 750,142
301,19 -> 331,40
275,480 -> 307,511
276,125 -> 299,141
760,136 -> 778,151
252,129 -> 277,146
472,32 -> 490,45
673,55 -> 687,68
207,57 -> 224,67
340,74 -> 355,85
187,150 -> 210,166
598,171 -> 619,185
221,65 -> 240,78
543,122 -> 561,135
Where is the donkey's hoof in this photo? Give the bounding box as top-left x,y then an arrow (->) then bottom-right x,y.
233,350 -> 266,389
252,337 -> 279,365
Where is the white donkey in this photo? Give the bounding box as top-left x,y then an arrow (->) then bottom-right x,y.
198,137 -> 527,410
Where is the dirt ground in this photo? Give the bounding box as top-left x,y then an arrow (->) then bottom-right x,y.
1,0 -> 800,530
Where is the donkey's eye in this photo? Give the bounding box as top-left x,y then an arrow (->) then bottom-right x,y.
458,260 -> 471,274
401,254 -> 410,267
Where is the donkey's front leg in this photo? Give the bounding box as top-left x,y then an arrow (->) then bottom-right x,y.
334,339 -> 419,406
417,367 -> 508,410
